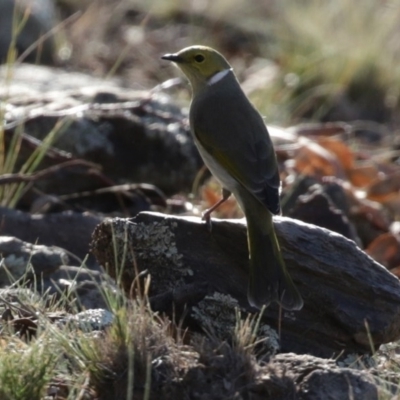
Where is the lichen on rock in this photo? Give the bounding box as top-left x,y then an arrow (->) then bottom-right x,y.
107,217 -> 191,292
191,293 -> 240,339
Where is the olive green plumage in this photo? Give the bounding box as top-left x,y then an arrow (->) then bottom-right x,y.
162,46 -> 303,310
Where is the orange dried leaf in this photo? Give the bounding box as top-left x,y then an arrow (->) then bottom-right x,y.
317,137 -> 354,171
366,171 -> 400,203
353,200 -> 390,232
365,233 -> 400,269
347,164 -> 380,187
291,122 -> 348,137
202,184 -> 221,208
388,265 -> 400,278
295,138 -> 345,178
201,181 -> 242,219
380,196 -> 400,215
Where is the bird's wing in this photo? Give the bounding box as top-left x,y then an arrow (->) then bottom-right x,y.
191,88 -> 281,215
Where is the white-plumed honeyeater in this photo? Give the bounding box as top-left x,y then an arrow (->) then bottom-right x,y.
162,46 -> 303,310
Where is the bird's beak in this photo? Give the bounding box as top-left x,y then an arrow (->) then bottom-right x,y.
161,53 -> 184,63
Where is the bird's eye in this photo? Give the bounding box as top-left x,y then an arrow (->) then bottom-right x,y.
194,54 -> 205,63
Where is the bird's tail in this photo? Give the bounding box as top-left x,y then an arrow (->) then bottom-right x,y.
243,195 -> 303,310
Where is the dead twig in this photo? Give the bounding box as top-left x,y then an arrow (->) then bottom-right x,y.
0,159 -> 101,185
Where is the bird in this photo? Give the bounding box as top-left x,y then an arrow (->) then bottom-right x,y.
162,45 -> 303,310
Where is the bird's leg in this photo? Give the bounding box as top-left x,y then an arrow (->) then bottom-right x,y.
202,188 -> 231,231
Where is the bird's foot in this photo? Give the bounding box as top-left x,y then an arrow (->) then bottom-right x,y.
201,209 -> 213,232
200,188 -> 231,232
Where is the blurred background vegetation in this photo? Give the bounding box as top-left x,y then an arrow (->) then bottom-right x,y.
3,0 -> 400,132
49,0 -> 400,131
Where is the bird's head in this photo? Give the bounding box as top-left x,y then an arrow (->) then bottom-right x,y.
162,46 -> 232,93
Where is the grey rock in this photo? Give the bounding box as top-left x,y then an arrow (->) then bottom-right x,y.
91,211 -> 400,358
59,308 -> 114,331
0,206 -> 103,268
1,64 -> 201,196
0,236 -> 68,285
266,353 -> 384,400
43,265 -> 116,310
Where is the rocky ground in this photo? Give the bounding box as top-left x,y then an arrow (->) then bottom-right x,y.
1,1 -> 400,399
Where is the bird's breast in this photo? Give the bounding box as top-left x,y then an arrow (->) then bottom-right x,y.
194,137 -> 239,193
